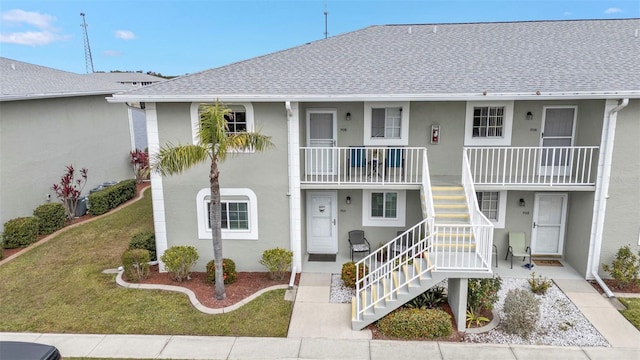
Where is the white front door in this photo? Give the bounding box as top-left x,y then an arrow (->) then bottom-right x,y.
539,106 -> 577,176
531,193 -> 568,255
306,191 -> 338,254
306,109 -> 337,175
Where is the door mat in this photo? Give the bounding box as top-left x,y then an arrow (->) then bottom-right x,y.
533,259 -> 563,267
308,254 -> 337,262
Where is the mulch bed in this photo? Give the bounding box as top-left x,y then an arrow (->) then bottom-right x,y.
129,265 -> 300,309
589,278 -> 640,294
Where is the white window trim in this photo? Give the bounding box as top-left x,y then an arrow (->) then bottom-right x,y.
196,188 -> 259,240
363,102 -> 410,146
476,190 -> 507,228
362,190 -> 406,227
190,102 -> 255,151
464,101 -> 514,146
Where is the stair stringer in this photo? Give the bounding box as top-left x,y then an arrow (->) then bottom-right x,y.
351,267 -> 449,330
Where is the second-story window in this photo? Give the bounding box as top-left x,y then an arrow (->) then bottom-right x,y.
371,108 -> 402,138
472,106 -> 504,138
224,111 -> 247,134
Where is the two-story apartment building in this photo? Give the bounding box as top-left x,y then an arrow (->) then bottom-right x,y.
109,19 -> 640,330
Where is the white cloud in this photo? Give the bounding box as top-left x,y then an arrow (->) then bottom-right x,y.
0,9 -> 67,46
563,11 -> 572,16
1,9 -> 56,29
604,7 -> 622,14
0,30 -> 67,46
114,30 -> 136,40
103,50 -> 122,57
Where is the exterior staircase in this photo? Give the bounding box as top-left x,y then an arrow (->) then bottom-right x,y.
432,186 -> 476,252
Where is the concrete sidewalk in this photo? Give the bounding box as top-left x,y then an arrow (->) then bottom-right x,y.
1,332 -> 639,359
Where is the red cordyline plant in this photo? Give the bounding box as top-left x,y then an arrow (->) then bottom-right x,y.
52,165 -> 88,220
130,149 -> 150,183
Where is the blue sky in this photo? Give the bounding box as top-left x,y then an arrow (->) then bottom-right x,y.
1,0 -> 638,76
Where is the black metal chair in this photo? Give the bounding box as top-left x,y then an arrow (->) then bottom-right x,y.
394,230 -> 414,255
348,230 -> 371,261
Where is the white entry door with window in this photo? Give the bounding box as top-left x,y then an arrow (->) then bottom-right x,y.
306,109 -> 337,175
531,193 -> 568,255
306,191 -> 338,254
539,106 -> 577,176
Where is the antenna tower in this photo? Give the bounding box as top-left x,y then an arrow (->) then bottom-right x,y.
80,12 -> 95,73
323,0 -> 328,39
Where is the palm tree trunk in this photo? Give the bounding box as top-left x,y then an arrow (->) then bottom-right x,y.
210,158 -> 226,300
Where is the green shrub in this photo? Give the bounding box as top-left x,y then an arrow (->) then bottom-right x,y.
259,247 -> 293,280
503,288 -> 540,338
206,258 -> 237,284
88,179 -> 137,216
467,276 -> 502,314
160,245 -> 199,282
528,272 -> 553,295
619,298 -> 640,331
3,217 -> 39,249
33,203 -> 66,235
121,249 -> 150,282
405,286 -> 447,310
129,231 -> 156,261
377,308 -> 452,339
341,261 -> 369,289
602,245 -> 640,290
0,233 -> 4,260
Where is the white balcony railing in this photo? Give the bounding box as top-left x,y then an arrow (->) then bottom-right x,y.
300,147 -> 425,185
464,146 -> 598,186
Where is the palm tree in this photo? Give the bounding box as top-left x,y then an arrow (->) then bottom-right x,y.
153,102 -> 273,299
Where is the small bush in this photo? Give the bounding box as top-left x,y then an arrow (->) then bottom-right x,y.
528,272 -> 553,295
3,217 -> 39,249
405,286 -> 447,310
33,203 -> 66,235
160,245 -> 199,282
0,233 -> 4,260
259,247 -> 293,280
206,258 -> 237,284
467,276 -> 502,314
129,231 -> 156,261
88,179 -> 137,216
341,261 -> 369,289
503,288 -> 540,338
377,308 -> 452,339
602,245 -> 640,290
121,249 -> 150,282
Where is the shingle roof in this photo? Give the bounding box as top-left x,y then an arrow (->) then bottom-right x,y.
0,57 -> 130,101
85,72 -> 166,83
113,19 -> 640,101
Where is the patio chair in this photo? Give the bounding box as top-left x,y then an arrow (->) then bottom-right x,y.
348,230 -> 371,261
505,232 -> 531,269
492,243 -> 498,268
385,147 -> 404,180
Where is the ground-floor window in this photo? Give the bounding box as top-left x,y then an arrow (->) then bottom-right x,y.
362,189 -> 406,227
196,188 -> 258,239
475,190 -> 507,228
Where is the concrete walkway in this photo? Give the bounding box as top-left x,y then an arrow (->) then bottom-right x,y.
1,272 -> 639,359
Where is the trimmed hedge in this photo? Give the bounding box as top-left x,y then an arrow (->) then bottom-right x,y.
341,261 -> 369,289
3,216 -> 39,249
129,231 -> 156,261
122,249 -> 150,282
377,308 -> 453,339
88,179 -> 137,216
206,258 -> 238,284
33,202 -> 66,235
160,245 -> 199,282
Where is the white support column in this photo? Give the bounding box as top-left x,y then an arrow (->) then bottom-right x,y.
145,102 -> 169,272
447,278 -> 469,332
286,101 -> 303,272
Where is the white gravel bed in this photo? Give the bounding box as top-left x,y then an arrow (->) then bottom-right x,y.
464,278 -> 609,347
330,275 -> 609,347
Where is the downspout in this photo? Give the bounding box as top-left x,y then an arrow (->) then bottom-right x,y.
590,98 -> 629,298
285,100 -> 301,282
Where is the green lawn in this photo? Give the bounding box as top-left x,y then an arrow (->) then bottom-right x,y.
0,189 -> 293,336
619,297 -> 640,331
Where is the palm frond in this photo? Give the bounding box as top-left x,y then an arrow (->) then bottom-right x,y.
152,143 -> 211,176
197,102 -> 229,151
221,132 -> 274,161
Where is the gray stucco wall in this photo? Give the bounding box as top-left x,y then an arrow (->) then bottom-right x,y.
155,102 -> 290,272
565,192 -> 595,277
599,99 -> 640,278
0,95 -> 133,226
